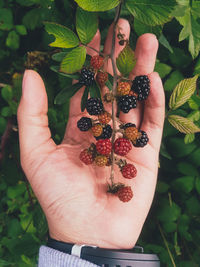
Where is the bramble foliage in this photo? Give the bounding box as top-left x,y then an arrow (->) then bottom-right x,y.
0,0 -> 200,266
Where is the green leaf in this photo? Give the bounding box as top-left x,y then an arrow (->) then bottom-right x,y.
81,87 -> 89,112
171,176 -> 195,194
187,110 -> 200,122
54,83 -> 83,105
105,73 -> 113,91
164,70 -> 184,92
116,45 -> 136,77
6,31 -> 20,50
157,202 -> 181,222
76,7 -> 98,44
1,85 -> 13,101
154,61 -> 172,78
60,46 -> 86,74
44,22 -> 79,48
177,8 -> 200,58
195,177 -> 200,194
184,133 -> 195,144
188,97 -> 199,110
52,52 -> 68,62
158,33 -> 173,53
125,0 -> 176,26
22,8 -> 42,30
89,81 -> 101,98
50,65 -> 80,80
16,25 -> 27,35
156,181 -> 170,193
74,0 -> 120,11
1,106 -> 12,117
177,161 -> 199,176
133,18 -> 162,38
0,116 -> 7,135
169,75 -> 198,110
168,115 -> 200,134
0,8 -> 13,30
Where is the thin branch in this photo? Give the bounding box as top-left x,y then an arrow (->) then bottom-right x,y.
158,222 -> 177,267
0,118 -> 13,164
110,2 -> 122,184
84,45 -> 105,57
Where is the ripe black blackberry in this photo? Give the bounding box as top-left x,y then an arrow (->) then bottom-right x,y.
118,95 -> 137,113
86,97 -> 104,115
131,75 -> 150,101
79,68 -> 95,86
133,130 -> 149,147
77,117 -> 92,131
96,124 -> 112,140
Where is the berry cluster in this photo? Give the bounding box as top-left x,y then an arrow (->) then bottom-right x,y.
76,55 -> 150,203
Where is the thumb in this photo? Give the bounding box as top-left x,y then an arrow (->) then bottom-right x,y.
17,70 -> 56,169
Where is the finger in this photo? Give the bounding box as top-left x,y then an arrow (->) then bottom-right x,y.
17,70 -> 56,166
103,18 -> 130,75
119,34 -> 159,127
140,72 -> 165,151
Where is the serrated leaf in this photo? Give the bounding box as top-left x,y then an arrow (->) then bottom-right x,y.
187,110 -> 200,122
134,18 -> 163,38
169,75 -> 198,110
89,81 -> 101,98
60,47 -> 86,74
54,83 -> 83,105
50,65 -> 80,80
81,87 -> 89,112
125,0 -> 176,26
52,52 -> 68,62
184,133 -> 195,144
74,0 -> 120,11
116,45 -> 136,77
44,22 -> 79,48
168,115 -> 200,134
171,176 -> 195,194
76,7 -> 98,44
158,33 -> 173,53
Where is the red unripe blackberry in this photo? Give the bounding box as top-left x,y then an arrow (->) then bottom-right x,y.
96,71 -> 108,87
117,81 -> 131,96
91,124 -> 103,137
77,117 -> 92,131
113,138 -> 132,156
95,155 -> 108,167
79,68 -> 95,86
80,149 -> 94,165
96,139 -> 112,155
96,124 -> 112,140
86,97 -> 104,116
118,95 -> 137,113
98,111 -> 111,124
117,186 -> 133,202
131,75 -> 150,101
133,130 -> 149,147
90,55 -> 104,70
121,164 -> 137,179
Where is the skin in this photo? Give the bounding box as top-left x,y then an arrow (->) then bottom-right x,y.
17,19 -> 165,249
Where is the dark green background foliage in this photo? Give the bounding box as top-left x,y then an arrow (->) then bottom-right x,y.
0,0 -> 200,266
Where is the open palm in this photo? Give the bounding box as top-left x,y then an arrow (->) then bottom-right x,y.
17,19 -> 165,249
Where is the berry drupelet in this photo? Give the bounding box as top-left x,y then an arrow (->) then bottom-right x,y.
133,130 -> 149,147
131,75 -> 150,101
77,117 -> 92,131
96,124 -> 112,140
118,95 -> 137,113
86,97 -> 104,116
79,68 -> 95,86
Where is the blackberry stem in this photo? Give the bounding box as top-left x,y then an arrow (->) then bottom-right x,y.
110,2 -> 122,185
84,44 -> 105,57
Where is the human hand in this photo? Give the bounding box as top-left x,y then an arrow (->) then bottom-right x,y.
17,19 -> 165,249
